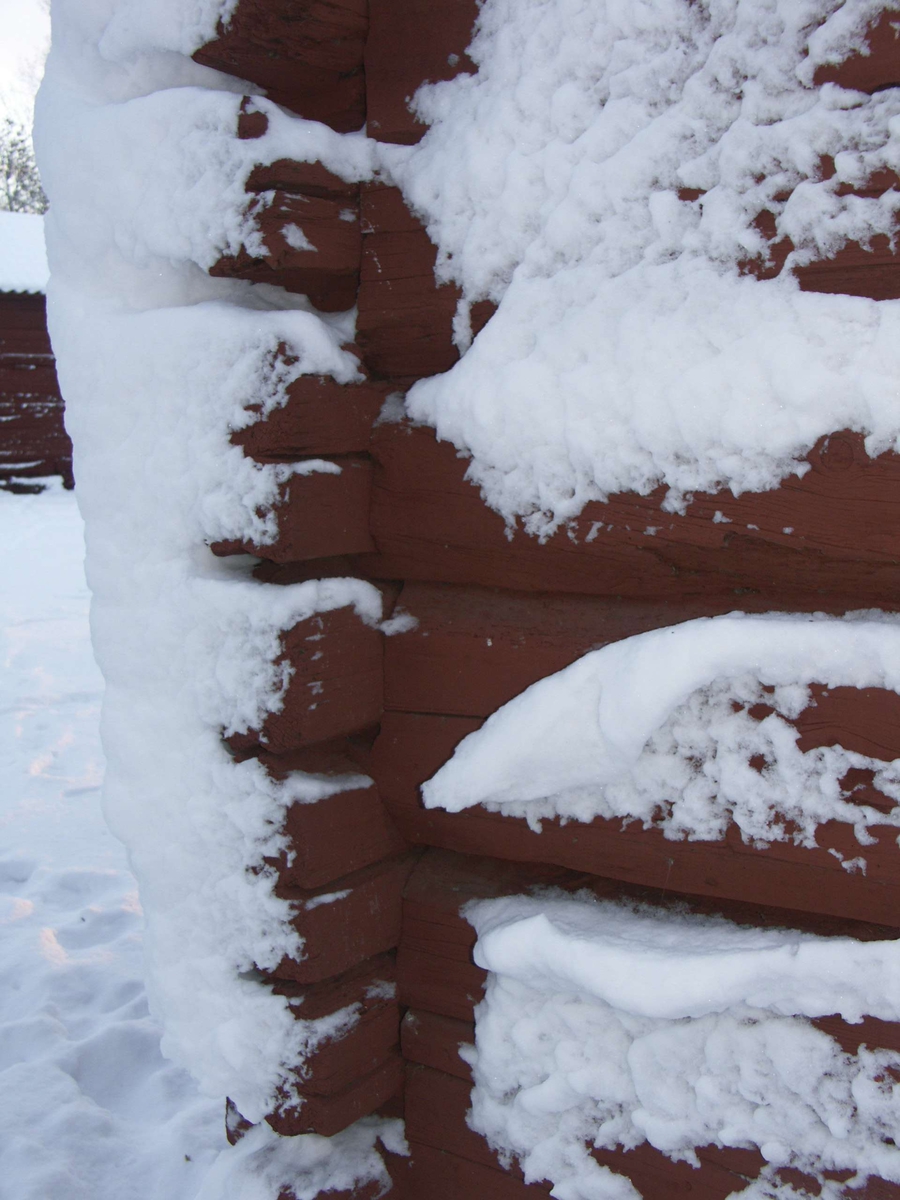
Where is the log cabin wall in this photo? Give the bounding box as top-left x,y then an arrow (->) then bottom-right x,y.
0,292 -> 72,491
195,4 -> 900,1196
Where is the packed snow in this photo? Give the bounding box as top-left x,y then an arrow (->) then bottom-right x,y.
33,0 -> 386,1158
384,0 -> 900,530
0,212 -> 48,293
423,613 -> 900,853
465,891 -> 900,1200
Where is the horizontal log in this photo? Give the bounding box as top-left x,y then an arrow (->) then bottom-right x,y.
213,456 -> 375,562
0,365 -> 60,393
356,186 -> 494,381
406,1064 -> 887,1199
273,851 -> 419,983
398,849 -> 900,1026
266,603 -> 382,752
357,185 -> 458,380
383,582 -> 900,719
268,1052 -> 404,1138
364,0 -> 478,144
368,422 -> 900,601
0,294 -> 49,332
210,190 -> 360,312
273,782 -> 406,891
233,375 -> 386,461
796,232 -> 900,302
401,1009 -> 472,1082
375,711 -> 900,926
193,0 -> 368,133
270,953 -> 399,1097
245,157 -> 359,200
814,10 -> 900,92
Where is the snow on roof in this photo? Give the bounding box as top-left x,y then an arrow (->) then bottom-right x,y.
0,211 -> 49,294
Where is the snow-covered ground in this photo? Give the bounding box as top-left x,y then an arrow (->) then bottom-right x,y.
0,483 -> 223,1200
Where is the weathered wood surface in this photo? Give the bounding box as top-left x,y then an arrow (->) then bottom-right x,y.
364,0 -> 479,145
268,1053 -> 404,1137
375,711 -> 900,926
814,10 -> 900,92
382,582 -> 900,718
356,183 -> 494,382
273,851 -> 418,983
397,850 -> 900,1023
211,188 -> 361,312
273,952 -> 399,1096
213,457 -> 375,562
273,778 -> 406,890
233,372 -> 386,461
0,294 -> 72,489
225,604 -> 382,756
365,423 -> 900,602
193,0 -> 368,133
405,1062 -> 899,1200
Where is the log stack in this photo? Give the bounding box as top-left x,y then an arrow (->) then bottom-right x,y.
194,3 -> 900,1195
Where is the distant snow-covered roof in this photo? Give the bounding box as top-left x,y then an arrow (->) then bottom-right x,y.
0,212 -> 48,294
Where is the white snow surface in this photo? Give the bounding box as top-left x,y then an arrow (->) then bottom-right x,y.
466,891 -> 900,1199
423,612 -> 900,852
0,486 -> 403,1199
0,212 -> 49,294
32,0 -> 387,1149
383,0 -> 900,529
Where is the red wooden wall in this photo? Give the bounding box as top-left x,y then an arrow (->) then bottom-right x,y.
0,292 -> 72,491
192,4 -> 900,1197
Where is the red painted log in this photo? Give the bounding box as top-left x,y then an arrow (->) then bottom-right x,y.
356,185 -> 458,380
374,711 -> 900,927
193,0 -> 368,133
368,423 -> 900,602
243,603 -> 382,755
210,189 -> 360,312
406,1064 -> 895,1199
364,0 -> 479,145
814,10 -> 900,92
269,1052 -> 404,1137
213,456 -> 375,562
273,851 -> 419,983
397,849 -> 900,1022
356,186 -> 495,382
383,582 -> 900,720
401,1009 -> 473,1082
406,1142 -> 550,1200
273,780 -> 406,891
233,374 -> 386,461
271,952 -> 400,1097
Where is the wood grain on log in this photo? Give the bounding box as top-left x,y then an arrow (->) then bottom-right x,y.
357,185 -> 459,380
375,712 -> 900,926
267,603 -> 382,751
367,423 -> 900,602
273,781 -> 406,890
193,0 -> 368,133
406,1063 -> 895,1199
273,851 -> 418,983
212,456 -> 375,562
233,373 -> 386,461
364,0 -> 479,144
397,849 -> 900,1022
814,10 -> 900,92
210,190 -> 360,312
273,953 -> 399,1097
382,582 -> 900,719
268,1052 -> 403,1137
